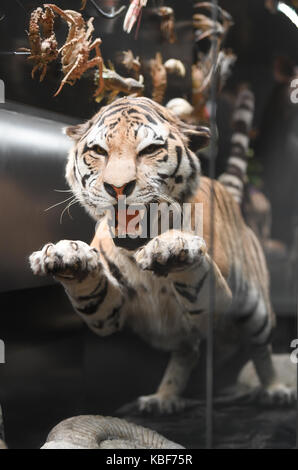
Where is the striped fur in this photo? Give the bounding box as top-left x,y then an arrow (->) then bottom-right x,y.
218,86 -> 255,204
65,96 -> 210,220
30,96 -> 295,412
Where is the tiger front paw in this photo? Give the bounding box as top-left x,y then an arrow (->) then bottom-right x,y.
138,393 -> 187,415
29,240 -> 101,281
258,382 -> 296,406
135,230 -> 206,276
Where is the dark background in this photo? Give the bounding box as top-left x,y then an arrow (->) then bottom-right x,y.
0,0 -> 297,120
0,0 -> 297,449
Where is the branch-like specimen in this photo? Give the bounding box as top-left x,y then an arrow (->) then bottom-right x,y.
150,54 -> 186,105
156,6 -> 176,44
192,2 -> 234,120
95,61 -> 144,103
121,50 -> 141,79
150,52 -> 167,104
45,4 -> 104,97
19,6 -> 58,81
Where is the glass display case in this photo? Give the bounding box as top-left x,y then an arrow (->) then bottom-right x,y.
0,0 -> 297,451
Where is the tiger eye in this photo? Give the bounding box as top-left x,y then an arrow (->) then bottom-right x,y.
92,145 -> 108,157
139,144 -> 163,157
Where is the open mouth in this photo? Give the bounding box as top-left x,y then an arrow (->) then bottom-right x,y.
104,198 -> 182,251
112,202 -> 154,251
115,206 -> 141,235
101,197 -> 162,250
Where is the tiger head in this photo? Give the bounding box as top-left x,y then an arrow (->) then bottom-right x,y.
65,96 -> 210,238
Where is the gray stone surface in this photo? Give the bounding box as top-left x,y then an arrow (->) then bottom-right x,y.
239,354 -> 297,389
116,355 -> 297,449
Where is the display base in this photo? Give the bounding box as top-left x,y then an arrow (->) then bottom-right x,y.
116,390 -> 296,449
116,355 -> 297,449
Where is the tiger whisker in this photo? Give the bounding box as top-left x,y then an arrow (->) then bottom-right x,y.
54,189 -> 73,193
60,198 -> 80,224
45,195 -> 76,212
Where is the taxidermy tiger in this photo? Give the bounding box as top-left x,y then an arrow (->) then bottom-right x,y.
30,94 -> 295,413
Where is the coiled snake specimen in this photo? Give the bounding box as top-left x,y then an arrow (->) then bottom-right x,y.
41,415 -> 184,449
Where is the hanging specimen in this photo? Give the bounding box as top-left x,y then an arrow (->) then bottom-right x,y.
46,4 -> 104,97
150,53 -> 185,104
192,2 -> 235,120
94,61 -> 144,103
20,4 -> 104,97
155,6 -> 176,43
19,6 -> 58,81
123,0 -> 148,33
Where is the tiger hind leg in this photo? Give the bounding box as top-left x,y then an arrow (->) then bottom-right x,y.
138,345 -> 200,414
236,291 -> 296,405
251,344 -> 296,405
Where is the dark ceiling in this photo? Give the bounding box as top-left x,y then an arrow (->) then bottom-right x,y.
0,0 -> 297,123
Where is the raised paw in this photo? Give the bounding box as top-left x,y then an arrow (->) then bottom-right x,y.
258,383 -> 296,406
135,230 -> 206,276
29,240 -> 101,281
138,393 -> 188,415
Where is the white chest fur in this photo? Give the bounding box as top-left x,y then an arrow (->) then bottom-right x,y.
122,261 -> 197,351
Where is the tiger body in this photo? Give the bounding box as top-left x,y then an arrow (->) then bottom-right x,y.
89,177 -> 271,350
30,96 -> 293,412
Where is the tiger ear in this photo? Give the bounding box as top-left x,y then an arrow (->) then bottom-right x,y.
179,123 -> 211,153
64,120 -> 92,142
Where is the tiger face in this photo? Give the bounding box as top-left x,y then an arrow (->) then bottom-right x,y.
65,97 -> 210,225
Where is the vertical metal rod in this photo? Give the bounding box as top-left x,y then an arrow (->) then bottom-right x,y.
296,263 -> 298,449
206,0 -> 218,450
292,220 -> 298,449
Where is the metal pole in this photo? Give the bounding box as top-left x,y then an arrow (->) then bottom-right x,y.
206,0 -> 218,450
296,255 -> 298,449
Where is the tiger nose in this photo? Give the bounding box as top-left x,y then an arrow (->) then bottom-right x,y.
103,180 -> 136,199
